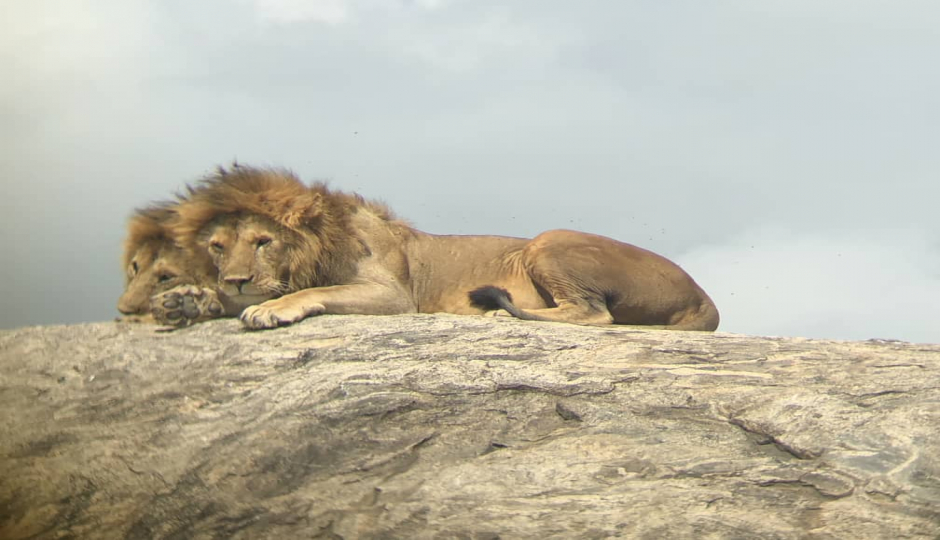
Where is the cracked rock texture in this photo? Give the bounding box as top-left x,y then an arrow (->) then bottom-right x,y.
1,315 -> 939,538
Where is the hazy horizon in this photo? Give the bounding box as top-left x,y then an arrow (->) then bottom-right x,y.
3,1 -> 938,343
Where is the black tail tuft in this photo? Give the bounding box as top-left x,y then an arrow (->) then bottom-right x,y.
469,285 -> 551,322
468,286 -> 514,311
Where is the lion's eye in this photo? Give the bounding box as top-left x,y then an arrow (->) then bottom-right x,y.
158,273 -> 176,283
210,241 -> 224,252
131,261 -> 139,274
256,236 -> 272,248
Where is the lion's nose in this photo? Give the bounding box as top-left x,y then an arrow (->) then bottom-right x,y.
224,275 -> 253,293
117,297 -> 141,315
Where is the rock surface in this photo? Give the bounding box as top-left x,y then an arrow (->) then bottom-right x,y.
1,315 -> 939,538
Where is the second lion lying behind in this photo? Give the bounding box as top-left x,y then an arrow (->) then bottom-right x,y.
153,166 -> 719,331
118,202 -> 217,321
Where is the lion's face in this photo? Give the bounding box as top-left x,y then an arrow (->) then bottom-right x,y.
118,242 -> 194,315
199,214 -> 294,305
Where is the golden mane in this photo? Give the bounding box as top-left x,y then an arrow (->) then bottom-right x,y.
122,203 -> 177,270
173,164 -> 398,289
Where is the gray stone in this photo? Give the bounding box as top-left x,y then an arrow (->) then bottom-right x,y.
1,315 -> 938,538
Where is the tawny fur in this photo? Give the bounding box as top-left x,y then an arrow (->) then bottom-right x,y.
156,164 -> 720,332
173,164 -> 393,291
118,202 -> 215,317
121,203 -> 176,272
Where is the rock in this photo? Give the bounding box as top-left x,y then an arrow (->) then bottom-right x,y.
1,315 -> 938,538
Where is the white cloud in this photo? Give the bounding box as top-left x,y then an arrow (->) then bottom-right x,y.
679,228 -> 940,343
249,0 -> 350,25
414,0 -> 448,8
243,0 -> 451,26
0,1 -> 157,89
391,8 -> 563,72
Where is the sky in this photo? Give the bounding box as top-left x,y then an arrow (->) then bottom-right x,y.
2,0 -> 938,343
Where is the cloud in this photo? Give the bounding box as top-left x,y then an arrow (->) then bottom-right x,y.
242,0 -> 452,26
1,0 -> 939,344
0,1 -> 157,93
390,7 -> 561,73
248,0 -> 349,25
679,228 -> 940,343
413,0 -> 448,8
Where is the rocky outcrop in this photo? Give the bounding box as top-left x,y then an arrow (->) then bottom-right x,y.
1,315 -> 938,538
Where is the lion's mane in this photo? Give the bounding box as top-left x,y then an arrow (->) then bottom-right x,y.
122,203 -> 178,272
173,164 -> 395,291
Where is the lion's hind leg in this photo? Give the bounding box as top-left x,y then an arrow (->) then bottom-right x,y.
511,231 -> 618,325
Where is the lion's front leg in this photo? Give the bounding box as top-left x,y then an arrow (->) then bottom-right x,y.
238,282 -> 416,330
151,285 -> 226,327
240,296 -> 325,330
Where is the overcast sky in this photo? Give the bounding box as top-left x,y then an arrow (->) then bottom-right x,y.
2,0 -> 938,343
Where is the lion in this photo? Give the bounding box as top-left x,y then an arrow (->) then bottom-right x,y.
151,165 -> 719,331
117,203 -> 220,322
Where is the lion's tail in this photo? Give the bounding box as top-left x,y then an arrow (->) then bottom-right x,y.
468,286 -> 552,322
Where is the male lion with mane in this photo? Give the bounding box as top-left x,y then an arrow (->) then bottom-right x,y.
151,165 -> 719,331
118,203 -> 217,322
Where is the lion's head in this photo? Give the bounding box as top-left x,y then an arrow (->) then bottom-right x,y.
173,165 -> 370,306
118,204 -> 214,315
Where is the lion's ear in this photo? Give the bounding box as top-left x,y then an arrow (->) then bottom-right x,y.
302,192 -> 325,222
281,192 -> 324,230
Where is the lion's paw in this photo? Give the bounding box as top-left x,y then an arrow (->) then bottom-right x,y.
151,285 -> 225,327
239,299 -> 322,330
